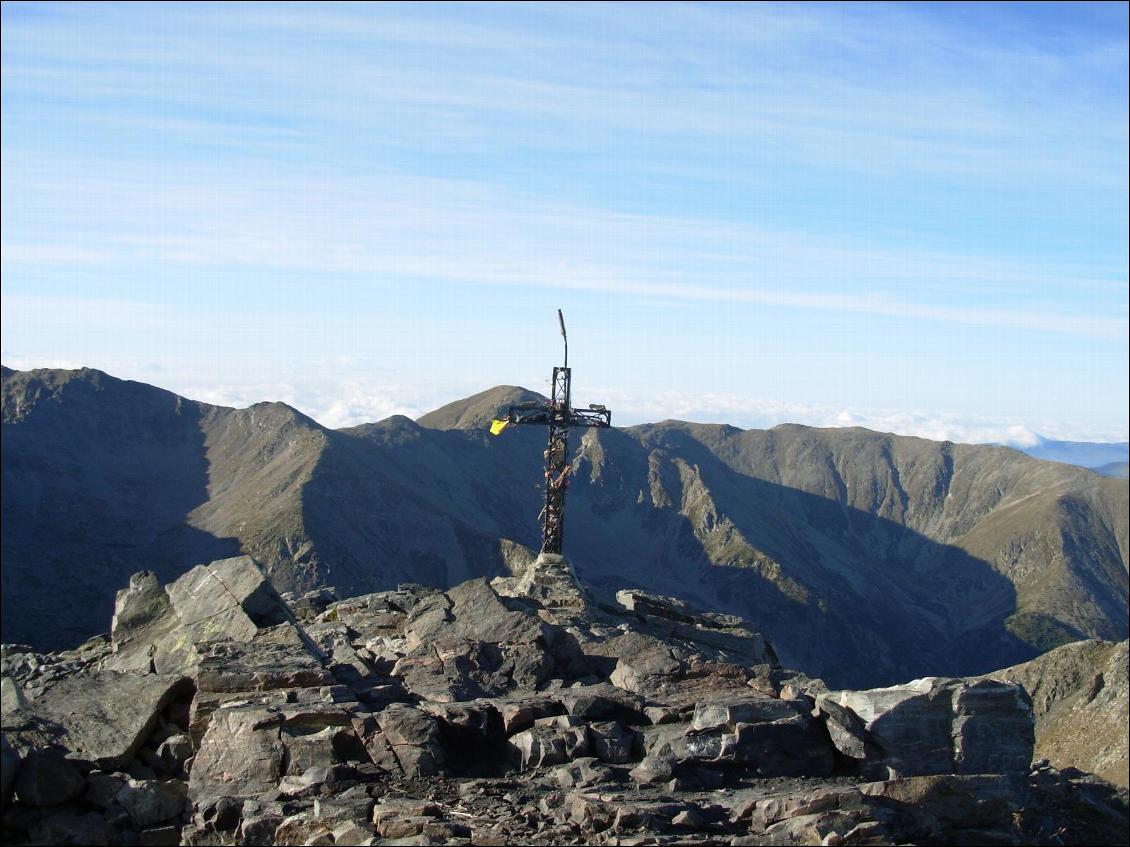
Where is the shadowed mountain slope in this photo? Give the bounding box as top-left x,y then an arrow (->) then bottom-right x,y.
2,368 -> 1126,687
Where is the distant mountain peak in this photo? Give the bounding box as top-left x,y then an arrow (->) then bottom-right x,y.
416,385 -> 547,431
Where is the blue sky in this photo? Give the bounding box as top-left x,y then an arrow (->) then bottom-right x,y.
2,1 -> 1127,442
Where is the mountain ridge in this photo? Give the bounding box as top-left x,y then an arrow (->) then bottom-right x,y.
3,366 -> 1126,689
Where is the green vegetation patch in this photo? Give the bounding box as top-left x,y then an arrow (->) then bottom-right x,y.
1005,610 -> 1079,653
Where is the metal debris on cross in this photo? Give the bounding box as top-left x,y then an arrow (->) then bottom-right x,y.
491,310 -> 611,556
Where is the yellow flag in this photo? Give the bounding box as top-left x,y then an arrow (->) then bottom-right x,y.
489,418 -> 510,435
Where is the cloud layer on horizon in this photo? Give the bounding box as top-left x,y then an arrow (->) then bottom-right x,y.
4,355 -> 1124,448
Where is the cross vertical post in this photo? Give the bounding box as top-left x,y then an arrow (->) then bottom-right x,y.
506,311 -> 611,556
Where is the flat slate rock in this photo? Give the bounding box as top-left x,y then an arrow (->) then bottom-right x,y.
2,670 -> 191,769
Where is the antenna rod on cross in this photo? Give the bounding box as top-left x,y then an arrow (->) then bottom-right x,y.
501,311 -> 611,556
558,308 -> 568,368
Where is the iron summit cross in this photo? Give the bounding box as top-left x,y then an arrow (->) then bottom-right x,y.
498,310 -> 611,556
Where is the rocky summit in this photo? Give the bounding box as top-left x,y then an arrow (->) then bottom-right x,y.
2,555 -> 1127,846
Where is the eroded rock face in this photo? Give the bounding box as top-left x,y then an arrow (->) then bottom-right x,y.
816,676 -> 1035,780
1,557 -> 1123,847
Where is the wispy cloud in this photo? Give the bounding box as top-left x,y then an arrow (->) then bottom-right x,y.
2,3 -> 1126,185
2,2 -> 1126,438
3,162 -> 1124,340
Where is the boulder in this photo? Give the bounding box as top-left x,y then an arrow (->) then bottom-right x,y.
368,704 -> 445,778
116,778 -> 188,828
2,670 -> 191,769
603,633 -> 684,695
496,696 -> 566,735
858,773 -> 1026,828
588,721 -> 640,764
817,677 -> 1035,779
187,705 -> 286,799
154,556 -> 293,675
111,571 -> 177,649
156,734 -> 193,776
616,589 -> 743,629
561,684 -> 646,723
951,679 -> 1036,774
27,810 -> 118,845
85,770 -> 129,808
691,695 -> 805,731
814,695 -> 873,760
629,752 -> 674,785
401,592 -> 453,653
727,713 -> 836,777
194,639 -> 334,695
556,756 -> 615,788
1,677 -> 28,714
508,721 -> 590,770
12,750 -> 85,806
1,733 -> 21,804
445,578 -> 548,645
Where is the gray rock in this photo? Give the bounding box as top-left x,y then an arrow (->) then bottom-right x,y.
815,696 -> 872,760
508,722 -> 590,770
739,783 -> 862,830
817,677 -> 1035,779
952,679 -> 1035,775
604,633 -> 684,695
555,756 -> 615,788
727,713 -> 835,777
188,705 -> 287,798
445,578 -> 548,645
367,704 -> 445,778
588,721 -> 641,764
560,684 -> 646,723
495,696 -> 566,736
858,773 -> 1026,830
1,676 -> 29,713
629,752 -> 674,785
273,813 -> 335,845
27,810 -> 117,845
154,557 -> 292,674
111,571 -> 177,651
116,777 -> 188,827
314,793 -> 374,825
819,677 -> 963,777
616,589 -> 744,630
194,640 -> 334,694
401,593 -> 453,653
240,809 -> 286,845
13,750 -> 85,806
1,733 -> 21,805
85,770 -> 129,808
692,695 -> 804,731
332,820 -> 375,844
644,705 -> 682,725
156,733 -> 193,776
2,670 -> 190,770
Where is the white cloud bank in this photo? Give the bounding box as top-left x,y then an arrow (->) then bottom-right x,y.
9,355 -> 1118,447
